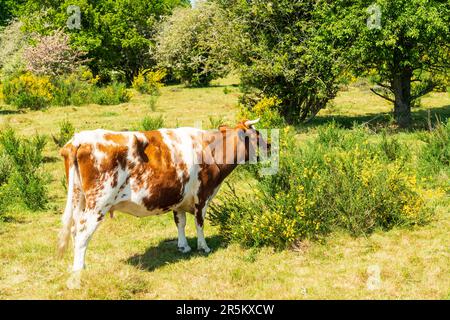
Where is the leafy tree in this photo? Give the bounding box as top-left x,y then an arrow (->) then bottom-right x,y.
317,0 -> 450,127
19,0 -> 189,83
0,0 -> 26,26
216,0 -> 344,123
154,1 -> 232,87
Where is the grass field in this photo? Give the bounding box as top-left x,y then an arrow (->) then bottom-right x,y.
0,77 -> 449,299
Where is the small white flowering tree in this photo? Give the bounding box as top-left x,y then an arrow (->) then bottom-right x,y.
22,29 -> 86,77
154,1 -> 232,87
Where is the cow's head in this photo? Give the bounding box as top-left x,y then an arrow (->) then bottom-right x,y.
222,118 -> 270,164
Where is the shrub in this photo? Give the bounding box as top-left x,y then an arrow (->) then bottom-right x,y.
210,124 -> 429,249
52,119 -> 75,148
140,115 -> 165,131
51,71 -> 131,107
51,73 -> 95,106
238,95 -> 286,128
2,73 -> 53,110
90,82 -> 132,105
132,69 -> 166,95
220,0 -> 342,123
418,119 -> 450,187
22,29 -> 86,77
0,19 -> 28,78
0,129 -> 48,212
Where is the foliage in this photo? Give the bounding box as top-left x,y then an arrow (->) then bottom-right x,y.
0,129 -> 48,213
132,69 -> 166,95
238,95 -> 286,128
22,29 -> 86,77
90,82 -> 131,105
418,119 -> 450,186
140,115 -> 165,131
50,72 -> 97,106
316,0 -> 450,126
20,0 -> 189,83
52,119 -> 75,148
0,19 -> 28,77
0,0 -> 25,26
154,1 -> 232,86
210,124 -> 429,249
2,72 -> 53,110
217,0 -> 343,122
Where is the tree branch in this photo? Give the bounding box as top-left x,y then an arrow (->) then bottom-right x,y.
411,84 -> 436,101
375,82 -> 394,93
370,88 -> 395,103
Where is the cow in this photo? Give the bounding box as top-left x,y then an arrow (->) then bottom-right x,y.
58,119 -> 267,276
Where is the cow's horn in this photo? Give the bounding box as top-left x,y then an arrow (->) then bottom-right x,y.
244,118 -> 260,127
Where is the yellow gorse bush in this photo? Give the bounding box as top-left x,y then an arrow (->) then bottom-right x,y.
210,123 -> 432,249
132,69 -> 166,95
3,73 -> 53,110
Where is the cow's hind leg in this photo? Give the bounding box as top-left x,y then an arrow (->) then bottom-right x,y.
67,209 -> 102,289
72,209 -> 103,272
194,205 -> 210,253
173,210 -> 191,253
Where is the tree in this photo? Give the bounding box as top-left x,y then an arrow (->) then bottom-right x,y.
23,29 -> 86,77
18,0 -> 189,83
154,1 -> 232,87
318,0 -> 450,127
0,0 -> 26,26
216,0 -> 344,123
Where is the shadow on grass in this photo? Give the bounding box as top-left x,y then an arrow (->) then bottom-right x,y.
0,108 -> 21,115
126,235 -> 224,272
301,104 -> 450,132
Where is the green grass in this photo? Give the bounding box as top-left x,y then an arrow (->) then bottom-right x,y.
0,77 -> 449,299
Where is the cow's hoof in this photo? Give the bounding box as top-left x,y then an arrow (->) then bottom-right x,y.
66,271 -> 82,290
198,246 -> 211,254
178,245 -> 192,253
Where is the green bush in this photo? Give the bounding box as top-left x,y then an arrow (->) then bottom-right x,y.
90,82 -> 131,105
140,115 -> 166,131
210,124 -> 429,249
2,73 -> 53,110
0,129 -> 48,212
52,119 -> 75,148
418,119 -> 450,187
51,74 -> 131,107
51,74 -> 94,106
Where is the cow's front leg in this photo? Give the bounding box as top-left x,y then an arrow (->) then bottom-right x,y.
173,210 -> 191,253
195,205 -> 210,253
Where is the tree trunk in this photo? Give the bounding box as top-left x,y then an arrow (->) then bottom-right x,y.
392,68 -> 413,128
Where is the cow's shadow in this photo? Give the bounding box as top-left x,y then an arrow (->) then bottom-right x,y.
125,235 -> 224,272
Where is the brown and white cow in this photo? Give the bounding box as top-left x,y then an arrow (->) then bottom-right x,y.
58,119 -> 266,273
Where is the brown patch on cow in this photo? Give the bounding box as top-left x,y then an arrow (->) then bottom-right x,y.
128,130 -> 186,211
76,144 -> 102,210
79,218 -> 86,225
60,143 -> 78,184
96,143 -> 128,172
104,133 -> 128,145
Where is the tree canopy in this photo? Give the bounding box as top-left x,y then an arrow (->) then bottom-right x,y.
317,0 -> 450,127
19,0 -> 189,83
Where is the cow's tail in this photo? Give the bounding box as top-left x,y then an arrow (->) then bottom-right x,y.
58,143 -> 79,257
